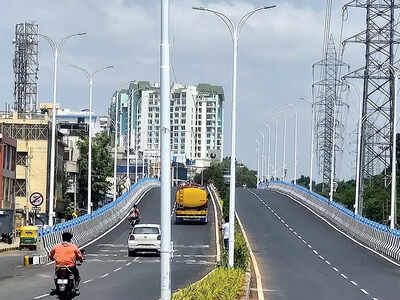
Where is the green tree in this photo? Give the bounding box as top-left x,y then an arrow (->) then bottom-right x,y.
77,131 -> 113,211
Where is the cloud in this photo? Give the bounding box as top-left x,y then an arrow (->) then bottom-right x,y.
0,0 -> 366,182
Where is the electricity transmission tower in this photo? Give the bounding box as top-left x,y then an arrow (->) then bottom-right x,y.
343,0 -> 400,216
313,0 -> 349,191
13,22 -> 39,113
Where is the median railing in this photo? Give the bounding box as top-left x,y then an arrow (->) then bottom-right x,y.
260,181 -> 400,262
38,178 -> 160,255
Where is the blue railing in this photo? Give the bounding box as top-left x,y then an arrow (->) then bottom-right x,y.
39,178 -> 159,238
261,180 -> 400,238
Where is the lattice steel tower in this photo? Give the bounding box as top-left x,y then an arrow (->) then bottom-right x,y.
343,0 -> 400,216
13,22 -> 39,113
313,0 -> 349,191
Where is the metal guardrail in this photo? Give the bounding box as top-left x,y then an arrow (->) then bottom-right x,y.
260,181 -> 400,262
38,178 -> 160,255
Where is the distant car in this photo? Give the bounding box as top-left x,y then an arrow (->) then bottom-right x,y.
128,224 -> 161,256
242,184 -> 247,188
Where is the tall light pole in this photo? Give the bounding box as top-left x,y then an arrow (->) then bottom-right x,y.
160,0 -> 172,298
70,65 -> 113,214
299,97 -> 315,192
274,118 -> 278,179
127,87 -> 142,186
194,4 -> 276,268
258,130 -> 265,183
256,139 -> 260,188
329,100 -> 337,202
265,123 -> 271,180
39,32 -> 86,226
112,94 -> 119,201
283,117 -> 287,181
294,110 -> 298,185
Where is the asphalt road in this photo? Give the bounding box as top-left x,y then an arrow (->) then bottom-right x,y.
236,188 -> 400,300
0,186 -> 216,300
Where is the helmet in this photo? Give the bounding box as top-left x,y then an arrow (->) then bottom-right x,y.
62,232 -> 73,242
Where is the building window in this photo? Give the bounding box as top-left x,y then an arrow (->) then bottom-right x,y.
15,179 -> 26,197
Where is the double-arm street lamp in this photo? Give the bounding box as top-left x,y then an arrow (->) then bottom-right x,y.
69,65 -> 114,214
264,123 -> 271,181
39,32 -> 86,227
193,4 -> 276,268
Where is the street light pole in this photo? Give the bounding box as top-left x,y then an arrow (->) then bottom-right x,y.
329,100 -> 337,202
256,139 -> 260,188
294,110 -> 298,185
160,0 -> 172,298
113,95 -> 119,201
283,117 -> 287,181
39,32 -> 86,226
274,118 -> 278,179
194,4 -> 276,267
70,65 -> 113,214
265,123 -> 271,180
258,130 -> 265,183
299,97 -> 316,192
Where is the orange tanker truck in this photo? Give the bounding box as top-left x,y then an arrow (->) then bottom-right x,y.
175,184 -> 208,224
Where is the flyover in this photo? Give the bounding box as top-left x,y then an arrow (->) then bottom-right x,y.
237,187 -> 400,300
0,184 -> 217,300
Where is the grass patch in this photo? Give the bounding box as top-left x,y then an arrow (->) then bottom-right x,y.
172,267 -> 245,300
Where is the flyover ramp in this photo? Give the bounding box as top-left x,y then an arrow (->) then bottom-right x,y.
236,188 -> 399,300
0,187 -> 216,300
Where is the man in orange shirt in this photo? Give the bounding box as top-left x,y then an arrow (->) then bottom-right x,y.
49,232 -> 83,295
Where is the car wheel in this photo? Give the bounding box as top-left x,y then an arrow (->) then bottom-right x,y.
128,250 -> 135,257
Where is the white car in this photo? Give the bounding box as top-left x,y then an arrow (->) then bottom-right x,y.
128,224 -> 161,256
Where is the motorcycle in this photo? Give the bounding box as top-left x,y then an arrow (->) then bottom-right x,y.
52,250 -> 85,300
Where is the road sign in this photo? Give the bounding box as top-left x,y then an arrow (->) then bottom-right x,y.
29,192 -> 44,207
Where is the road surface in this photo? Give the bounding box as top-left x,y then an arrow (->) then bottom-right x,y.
0,187 -> 216,300
236,188 -> 399,300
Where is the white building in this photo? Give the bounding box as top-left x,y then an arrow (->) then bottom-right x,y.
111,82 -> 224,170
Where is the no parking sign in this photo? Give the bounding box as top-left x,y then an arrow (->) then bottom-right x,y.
29,192 -> 44,207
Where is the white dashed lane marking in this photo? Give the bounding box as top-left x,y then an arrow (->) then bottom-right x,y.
250,192 -> 378,300
99,273 -> 110,278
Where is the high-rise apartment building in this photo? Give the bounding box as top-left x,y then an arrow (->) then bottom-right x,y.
110,81 -> 224,169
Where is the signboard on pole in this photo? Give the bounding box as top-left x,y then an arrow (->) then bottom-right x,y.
29,192 -> 44,207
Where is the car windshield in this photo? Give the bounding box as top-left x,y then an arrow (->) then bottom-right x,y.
133,227 -> 159,234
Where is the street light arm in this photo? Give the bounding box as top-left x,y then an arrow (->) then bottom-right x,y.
238,5 -> 277,37
193,7 -> 235,40
94,65 -> 114,76
69,64 -> 91,80
38,33 -> 56,51
59,32 -> 87,49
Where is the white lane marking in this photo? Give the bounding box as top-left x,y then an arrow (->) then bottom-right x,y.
34,294 -> 49,299
126,262 -> 132,266
272,189 -> 400,267
82,279 -> 93,284
250,190 -> 378,300
100,273 -> 110,278
46,188 -> 152,266
208,185 -> 220,263
360,289 -> 369,295
113,267 -> 122,272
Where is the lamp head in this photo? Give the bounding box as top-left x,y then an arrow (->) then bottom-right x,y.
192,6 -> 206,11
263,5 -> 277,9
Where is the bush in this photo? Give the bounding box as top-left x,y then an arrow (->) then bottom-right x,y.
172,267 -> 245,300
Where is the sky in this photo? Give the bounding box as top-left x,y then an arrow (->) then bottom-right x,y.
0,1 -> 371,182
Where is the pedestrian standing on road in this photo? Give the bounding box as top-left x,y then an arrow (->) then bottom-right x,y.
222,216 -> 230,250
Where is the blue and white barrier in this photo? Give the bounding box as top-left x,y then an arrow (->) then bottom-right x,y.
38,178 -> 160,256
260,181 -> 400,262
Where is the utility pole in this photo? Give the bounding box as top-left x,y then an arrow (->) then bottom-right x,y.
160,0 -> 172,298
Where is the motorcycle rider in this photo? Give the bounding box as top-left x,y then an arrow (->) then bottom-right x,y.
49,232 -> 83,296
133,204 -> 140,219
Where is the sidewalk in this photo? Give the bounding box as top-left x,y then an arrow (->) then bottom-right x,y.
0,237 -> 19,253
